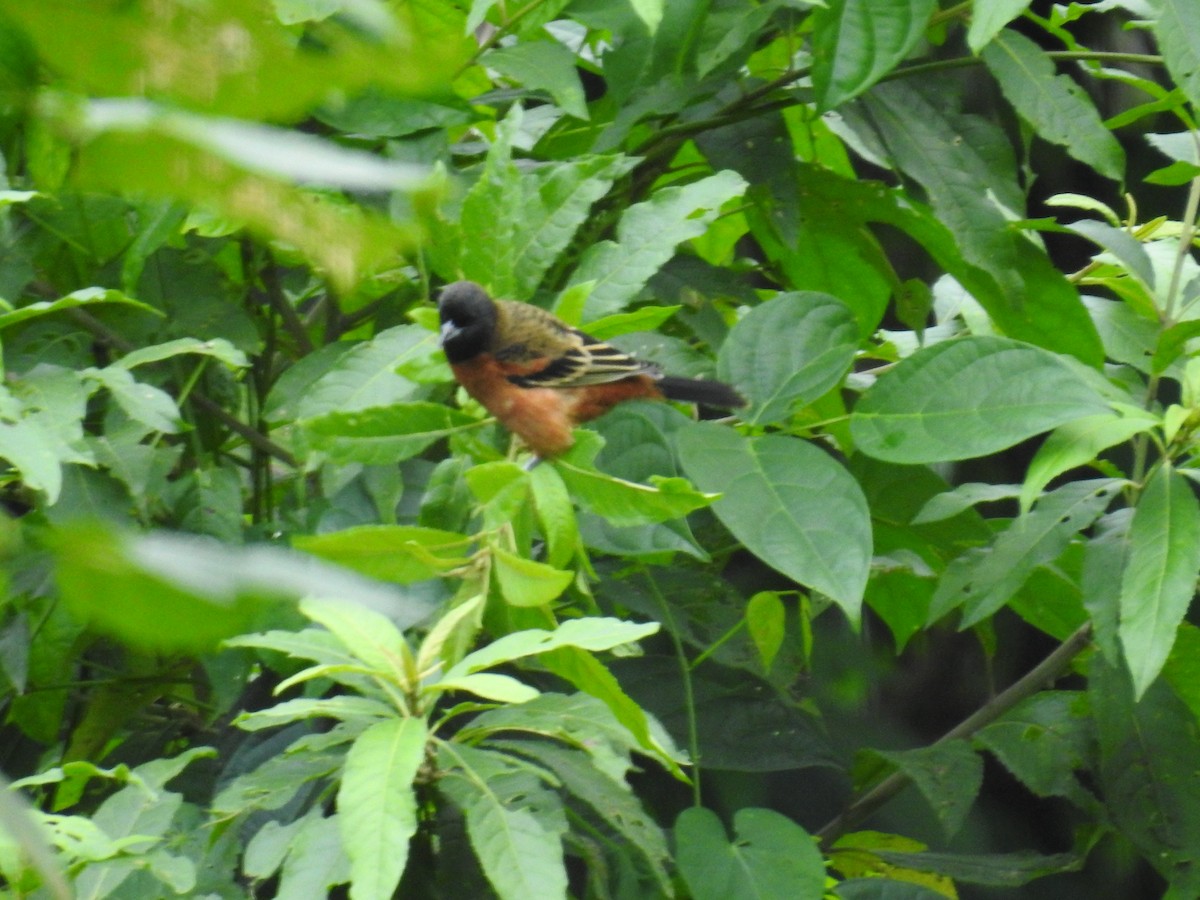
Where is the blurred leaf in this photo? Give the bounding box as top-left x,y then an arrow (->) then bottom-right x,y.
1119,463 -> 1200,697
53,524 -> 432,652
9,0 -> 468,119
678,426 -> 872,623
852,337 -> 1112,463
74,123 -> 418,293
982,30 -> 1124,180
675,807 -> 825,900
293,525 -> 471,583
717,291 -> 858,425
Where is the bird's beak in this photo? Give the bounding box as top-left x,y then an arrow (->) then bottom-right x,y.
439,321 -> 460,345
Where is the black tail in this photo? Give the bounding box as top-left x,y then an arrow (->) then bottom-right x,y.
656,375 -> 746,409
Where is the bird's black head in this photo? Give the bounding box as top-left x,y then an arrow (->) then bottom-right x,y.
438,281 -> 496,364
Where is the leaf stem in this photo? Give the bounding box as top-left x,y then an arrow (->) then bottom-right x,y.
815,623 -> 1093,846
644,572 -> 702,806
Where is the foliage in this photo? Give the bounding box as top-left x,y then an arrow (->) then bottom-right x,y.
0,0 -> 1198,897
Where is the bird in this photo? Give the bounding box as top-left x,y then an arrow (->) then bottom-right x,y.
437,280 -> 745,460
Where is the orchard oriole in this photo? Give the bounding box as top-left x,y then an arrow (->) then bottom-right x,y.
438,281 -> 745,459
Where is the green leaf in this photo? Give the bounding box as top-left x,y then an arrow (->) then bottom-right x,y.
491,546 -> 574,607
83,366 -> 183,434
857,82 -> 1104,366
967,0 -> 1034,52
811,0 -> 939,109
0,287 -> 159,332
1020,411 -> 1155,512
851,337 -> 1112,463
1119,463 -> 1200,697
298,325 -> 435,418
930,479 -> 1120,627
1067,219 -> 1156,290
0,419 -> 68,502
783,164 -> 1102,363
431,672 -> 540,703
871,741 -> 983,841
1156,0 -> 1200,110
338,718 -> 426,900
463,692 -> 651,783
416,595 -> 484,677
675,807 -> 825,900
568,170 -> 747,320
974,692 -> 1098,812
677,426 -> 872,623
746,592 -> 786,672
234,696 -> 395,731
982,30 -> 1124,180
554,431 -> 717,526
300,596 -> 411,680
1091,654 -> 1200,892
439,747 -> 569,900
446,618 -> 660,680
912,483 -> 1023,524
486,41 -> 587,120
301,402 -> 478,465
114,336 -> 249,370
293,525 -> 471,583
529,464 -> 578,569
717,291 -> 858,425
497,741 -> 671,893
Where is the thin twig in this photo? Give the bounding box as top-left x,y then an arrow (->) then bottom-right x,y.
815,623 -> 1093,846
68,309 -> 299,468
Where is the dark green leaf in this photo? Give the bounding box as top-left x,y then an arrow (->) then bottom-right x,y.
982,30 -> 1124,180
871,850 -> 1080,887
678,426 -> 872,623
717,291 -> 858,425
1091,655 -> 1200,893
871,741 -> 982,840
675,807 -> 825,900
851,337 -> 1112,464
811,0 -> 939,109
929,479 -> 1120,627
1119,463 -> 1200,696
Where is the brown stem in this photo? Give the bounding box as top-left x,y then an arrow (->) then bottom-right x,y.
815,623 -> 1093,846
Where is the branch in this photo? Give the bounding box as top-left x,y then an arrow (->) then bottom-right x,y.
815,623 -> 1094,846
68,309 -> 299,469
